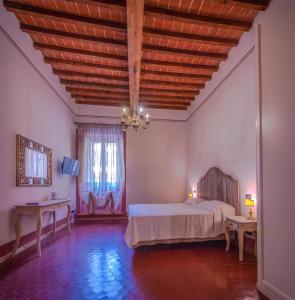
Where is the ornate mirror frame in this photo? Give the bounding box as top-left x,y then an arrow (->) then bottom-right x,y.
16,134 -> 52,186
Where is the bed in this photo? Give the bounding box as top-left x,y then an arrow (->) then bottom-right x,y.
124,167 -> 240,248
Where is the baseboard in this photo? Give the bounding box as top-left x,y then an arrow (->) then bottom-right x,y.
75,213 -> 128,223
257,280 -> 293,300
0,217 -> 70,263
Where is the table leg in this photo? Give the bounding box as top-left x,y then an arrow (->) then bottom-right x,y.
52,211 -> 56,235
238,228 -> 245,262
66,204 -> 71,234
225,225 -> 230,251
11,212 -> 21,257
36,209 -> 43,257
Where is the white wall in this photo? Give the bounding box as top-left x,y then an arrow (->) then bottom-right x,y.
257,1 -> 295,299
186,41 -> 257,217
0,26 -> 76,250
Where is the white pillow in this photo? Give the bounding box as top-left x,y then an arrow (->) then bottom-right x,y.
185,198 -> 205,206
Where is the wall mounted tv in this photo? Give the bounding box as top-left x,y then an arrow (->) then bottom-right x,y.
62,157 -> 80,176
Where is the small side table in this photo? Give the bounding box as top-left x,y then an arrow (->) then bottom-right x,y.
225,216 -> 257,262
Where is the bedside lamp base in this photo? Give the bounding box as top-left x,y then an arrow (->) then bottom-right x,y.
246,207 -> 255,220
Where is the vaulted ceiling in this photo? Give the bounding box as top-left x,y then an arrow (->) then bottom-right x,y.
5,0 -> 269,111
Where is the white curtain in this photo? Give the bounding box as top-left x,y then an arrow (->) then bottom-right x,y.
77,124 -> 125,211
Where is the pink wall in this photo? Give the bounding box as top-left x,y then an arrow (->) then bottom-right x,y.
186,49 -> 257,216
75,112 -> 187,206
0,27 -> 76,252
126,121 -> 186,204
257,0 -> 295,298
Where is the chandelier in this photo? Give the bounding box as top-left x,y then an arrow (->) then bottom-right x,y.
121,107 -> 150,131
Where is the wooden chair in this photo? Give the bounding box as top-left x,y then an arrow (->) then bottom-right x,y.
88,192 -> 115,214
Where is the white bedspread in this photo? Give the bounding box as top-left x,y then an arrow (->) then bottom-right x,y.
124,200 -> 235,248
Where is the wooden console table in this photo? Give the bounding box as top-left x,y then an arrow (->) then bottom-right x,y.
12,199 -> 71,257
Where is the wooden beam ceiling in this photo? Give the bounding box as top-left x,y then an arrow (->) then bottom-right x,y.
141,70 -> 211,80
144,6 -> 252,31
53,69 -> 129,82
61,80 -> 129,90
142,44 -> 227,61
141,59 -> 218,71
4,1 -> 126,32
62,0 -> 268,11
4,0 -> 268,110
143,28 -> 238,47
44,57 -> 127,73
20,24 -> 127,49
34,43 -> 127,62
126,0 -> 144,112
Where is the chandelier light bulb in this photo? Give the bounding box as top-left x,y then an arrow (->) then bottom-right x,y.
121,106 -> 150,131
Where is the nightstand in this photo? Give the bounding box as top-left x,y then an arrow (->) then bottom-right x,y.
225,216 -> 257,262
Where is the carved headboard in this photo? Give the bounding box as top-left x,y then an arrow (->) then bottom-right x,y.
197,167 -> 240,214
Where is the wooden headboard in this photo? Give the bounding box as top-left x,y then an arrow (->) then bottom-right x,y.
197,167 -> 240,214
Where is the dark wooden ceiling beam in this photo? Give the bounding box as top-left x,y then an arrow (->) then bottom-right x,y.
75,99 -> 188,109
140,89 -> 197,97
141,86 -> 199,92
73,95 -> 129,101
141,59 -> 218,71
141,69 -> 211,80
54,69 -> 129,82
76,99 -> 188,110
37,42 -> 217,72
142,44 -> 227,61
139,90 -> 196,99
126,0 -> 144,112
61,79 -> 129,89
139,97 -> 192,103
4,1 -> 126,32
66,87 -> 129,96
63,0 -> 125,10
44,57 -> 127,72
72,93 -> 193,102
139,94 -> 194,101
66,85 -> 128,93
141,79 -> 204,89
76,100 -> 128,106
63,0 -> 268,11
68,89 -> 194,101
208,0 -> 269,10
20,24 -> 127,49
34,43 -> 127,62
144,6 -> 252,31
143,28 -> 238,47
73,94 -> 190,105
57,69 -> 205,86
141,104 -> 187,110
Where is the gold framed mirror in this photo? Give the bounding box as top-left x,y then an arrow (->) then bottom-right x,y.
16,135 -> 52,186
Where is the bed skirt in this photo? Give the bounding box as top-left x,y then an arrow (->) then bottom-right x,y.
132,233 -> 226,248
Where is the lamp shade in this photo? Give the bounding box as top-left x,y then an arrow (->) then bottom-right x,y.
244,199 -> 255,207
244,194 -> 255,207
188,192 -> 193,199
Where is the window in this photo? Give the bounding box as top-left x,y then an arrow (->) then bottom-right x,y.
77,124 -> 125,213
92,142 -> 117,185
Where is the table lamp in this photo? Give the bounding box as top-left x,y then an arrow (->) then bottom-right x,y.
244,194 -> 255,220
188,192 -> 193,199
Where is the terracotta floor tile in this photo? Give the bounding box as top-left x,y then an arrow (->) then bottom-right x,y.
0,223 -> 266,300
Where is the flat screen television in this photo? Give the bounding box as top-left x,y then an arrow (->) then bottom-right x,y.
62,156 -> 80,176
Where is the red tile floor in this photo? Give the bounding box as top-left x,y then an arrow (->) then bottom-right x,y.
0,223 -> 267,300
